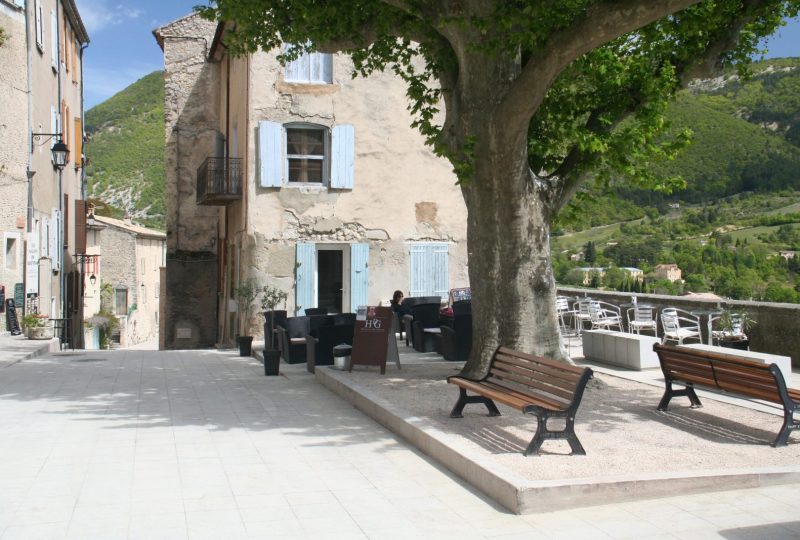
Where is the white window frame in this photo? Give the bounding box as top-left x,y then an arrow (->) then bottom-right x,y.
283,45 -> 332,84
35,0 -> 43,50
285,123 -> 328,186
4,232 -> 21,271
50,8 -> 58,71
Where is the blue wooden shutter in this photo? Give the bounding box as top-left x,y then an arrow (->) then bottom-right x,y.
330,124 -> 354,189
295,243 -> 315,315
350,243 -> 369,309
409,243 -> 449,297
258,121 -> 283,187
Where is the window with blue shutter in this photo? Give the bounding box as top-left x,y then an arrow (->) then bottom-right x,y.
295,243 -> 316,315
259,121 -> 283,187
409,243 -> 449,298
350,243 -> 369,309
331,124 -> 355,189
284,45 -> 332,84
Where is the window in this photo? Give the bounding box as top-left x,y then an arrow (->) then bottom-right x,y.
409,243 -> 449,298
284,47 -> 332,84
50,9 -> 58,71
286,125 -> 326,183
259,121 -> 354,189
35,0 -> 43,50
115,288 -> 128,316
4,236 -> 19,270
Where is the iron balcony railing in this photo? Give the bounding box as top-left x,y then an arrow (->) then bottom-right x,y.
196,157 -> 243,205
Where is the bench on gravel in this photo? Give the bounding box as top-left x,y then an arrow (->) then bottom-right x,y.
447,346 -> 593,456
654,343 -> 800,447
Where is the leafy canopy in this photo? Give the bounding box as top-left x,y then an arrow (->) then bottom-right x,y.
199,1 -> 799,200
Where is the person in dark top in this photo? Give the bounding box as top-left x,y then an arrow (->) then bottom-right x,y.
390,290 -> 410,316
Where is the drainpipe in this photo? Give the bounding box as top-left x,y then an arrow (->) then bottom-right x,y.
25,0 -> 34,233
55,0 -> 65,326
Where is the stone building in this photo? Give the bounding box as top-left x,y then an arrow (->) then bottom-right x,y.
83,215 -> 166,348
0,0 -> 88,344
653,263 -> 682,282
153,14 -> 469,348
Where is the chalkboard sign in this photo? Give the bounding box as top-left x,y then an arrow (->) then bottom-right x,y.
0,285 -> 4,313
350,306 -> 396,374
5,299 -> 21,336
14,283 -> 24,311
449,287 -> 471,304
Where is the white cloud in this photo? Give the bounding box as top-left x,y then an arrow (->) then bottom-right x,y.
74,0 -> 143,34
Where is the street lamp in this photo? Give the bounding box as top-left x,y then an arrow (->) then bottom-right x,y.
89,274 -> 97,286
31,133 -> 69,170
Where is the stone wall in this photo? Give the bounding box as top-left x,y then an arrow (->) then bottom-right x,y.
558,286 -> 800,368
0,3 -> 29,298
158,15 -> 221,348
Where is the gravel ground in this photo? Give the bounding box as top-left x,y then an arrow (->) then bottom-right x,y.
341,362 -> 800,483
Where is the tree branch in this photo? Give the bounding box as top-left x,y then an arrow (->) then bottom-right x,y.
497,0 -> 701,131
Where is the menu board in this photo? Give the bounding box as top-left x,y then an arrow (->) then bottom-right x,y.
449,287 -> 471,303
350,306 -> 394,374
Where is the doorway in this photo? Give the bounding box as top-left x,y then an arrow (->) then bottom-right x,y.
317,248 -> 344,313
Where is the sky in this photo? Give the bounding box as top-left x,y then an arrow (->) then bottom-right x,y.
75,1 -> 800,110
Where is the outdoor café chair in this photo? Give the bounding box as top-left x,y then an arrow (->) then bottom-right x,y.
588,301 -> 623,332
627,305 -> 657,336
660,308 -> 702,345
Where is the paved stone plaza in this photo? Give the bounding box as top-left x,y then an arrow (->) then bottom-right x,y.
1,335 -> 799,539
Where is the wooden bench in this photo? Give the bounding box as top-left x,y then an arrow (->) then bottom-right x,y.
654,343 -> 800,447
447,346 -> 594,456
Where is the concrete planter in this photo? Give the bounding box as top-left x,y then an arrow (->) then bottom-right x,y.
26,326 -> 53,340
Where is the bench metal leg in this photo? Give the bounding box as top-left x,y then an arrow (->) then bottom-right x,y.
449,388 -> 501,418
772,408 -> 798,447
523,409 -> 586,456
658,381 -> 702,411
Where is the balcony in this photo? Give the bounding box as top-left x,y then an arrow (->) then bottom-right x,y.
196,157 -> 243,206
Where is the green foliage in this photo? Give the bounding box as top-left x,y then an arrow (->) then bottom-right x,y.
21,313 -> 48,329
84,71 -> 166,230
87,310 -> 120,350
260,285 -> 287,312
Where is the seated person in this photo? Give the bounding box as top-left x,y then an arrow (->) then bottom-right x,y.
390,290 -> 411,317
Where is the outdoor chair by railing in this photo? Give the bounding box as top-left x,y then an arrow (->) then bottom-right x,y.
573,299 -> 593,335
660,308 -> 702,345
556,296 -> 575,336
626,306 -> 657,336
588,301 -> 623,331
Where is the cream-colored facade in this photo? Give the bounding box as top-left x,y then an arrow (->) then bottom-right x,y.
83,215 -> 165,348
154,14 -> 469,348
0,0 -> 88,343
653,264 -> 682,282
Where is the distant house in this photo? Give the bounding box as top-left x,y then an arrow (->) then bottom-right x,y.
620,267 -> 644,282
569,252 -> 585,262
653,264 -> 682,282
779,250 -> 796,260
84,215 -> 165,348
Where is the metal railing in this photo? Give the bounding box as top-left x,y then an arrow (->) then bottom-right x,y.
196,157 -> 243,205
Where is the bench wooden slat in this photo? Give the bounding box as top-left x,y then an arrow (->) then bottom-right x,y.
654,343 -> 799,447
447,346 -> 594,455
489,363 -> 577,402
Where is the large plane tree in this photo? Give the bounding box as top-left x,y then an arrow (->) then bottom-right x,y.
200,0 -> 798,376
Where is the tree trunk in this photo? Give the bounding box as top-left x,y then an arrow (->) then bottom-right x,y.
460,125 -> 567,378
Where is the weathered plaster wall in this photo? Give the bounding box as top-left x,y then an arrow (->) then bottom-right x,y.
245,49 -> 469,314
159,14 -> 220,348
0,3 -> 28,294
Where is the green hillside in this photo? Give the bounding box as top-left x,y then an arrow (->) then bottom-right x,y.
84,71 -> 165,229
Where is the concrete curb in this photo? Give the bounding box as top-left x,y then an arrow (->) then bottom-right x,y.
316,366 -> 800,514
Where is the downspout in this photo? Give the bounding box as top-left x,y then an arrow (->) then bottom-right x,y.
80,42 -> 88,199
25,0 -> 34,233
56,0 -> 65,325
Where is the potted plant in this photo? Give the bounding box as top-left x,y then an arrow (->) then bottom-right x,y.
86,310 -> 120,350
714,309 -> 756,350
233,279 -> 261,357
22,312 -> 52,340
260,285 -> 287,376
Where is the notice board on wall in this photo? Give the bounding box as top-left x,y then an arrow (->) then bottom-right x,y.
350,306 -> 397,374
